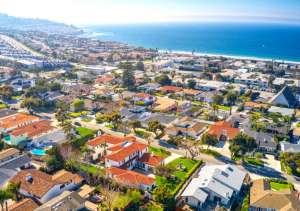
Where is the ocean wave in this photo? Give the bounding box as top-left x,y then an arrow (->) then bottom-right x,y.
87,32 -> 114,37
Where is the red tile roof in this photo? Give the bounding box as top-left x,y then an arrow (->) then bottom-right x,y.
86,134 -> 136,147
213,121 -> 234,128
207,125 -> 240,139
9,170 -> 77,198
0,114 -> 39,129
7,198 -> 41,211
9,120 -> 56,138
108,167 -> 156,186
133,93 -> 153,98
136,153 -> 165,166
105,142 -> 148,162
158,86 -> 182,92
94,77 -> 113,82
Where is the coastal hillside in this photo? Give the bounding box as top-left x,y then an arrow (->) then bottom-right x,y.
0,13 -> 83,35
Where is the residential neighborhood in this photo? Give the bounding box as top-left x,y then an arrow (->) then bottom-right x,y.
1,26 -> 300,211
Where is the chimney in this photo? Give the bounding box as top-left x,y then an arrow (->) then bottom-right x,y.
26,173 -> 31,181
151,152 -> 154,157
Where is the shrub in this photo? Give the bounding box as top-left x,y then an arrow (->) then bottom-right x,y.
134,101 -> 145,106
241,184 -> 250,211
269,112 -> 282,118
237,105 -> 244,112
254,152 -> 264,159
275,103 -> 288,108
38,167 -> 46,172
171,160 -> 203,197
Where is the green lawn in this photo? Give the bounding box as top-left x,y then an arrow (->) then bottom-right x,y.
80,165 -> 98,173
235,154 -> 264,167
143,59 -> 152,62
69,111 -> 89,117
191,101 -> 203,105
200,149 -> 222,157
167,158 -> 198,179
133,130 -> 151,137
0,104 -> 6,108
81,118 -> 92,122
11,95 -> 23,99
105,124 -> 114,129
148,204 -> 164,211
296,123 -> 300,127
155,175 -> 180,192
286,166 -> 300,177
218,105 -> 231,111
270,182 -> 290,191
280,161 -> 284,172
155,93 -> 165,97
77,127 -> 93,135
148,146 -> 170,157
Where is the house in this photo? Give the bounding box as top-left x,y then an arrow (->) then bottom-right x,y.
140,113 -> 178,128
86,134 -> 163,191
195,90 -> 223,103
132,93 -> 155,104
157,86 -> 182,93
119,106 -> 149,122
0,113 -> 40,133
249,179 -> 300,211
6,198 -> 41,211
166,117 -> 207,139
93,88 -> 115,96
9,120 -> 56,145
153,98 -> 178,111
84,99 -> 100,111
30,129 -> 66,148
226,114 -> 251,128
175,89 -> 202,97
268,85 -> 297,108
0,108 -> 18,120
220,69 -> 239,80
99,101 -> 122,115
243,129 -> 277,154
177,103 -> 201,117
34,191 -> 98,211
293,128 -> 300,142
0,148 -> 20,163
0,152 -> 33,189
193,80 -> 228,91
181,164 -> 246,208
234,72 -> 269,87
12,78 -> 36,87
280,141 -> 300,153
68,85 -> 93,96
206,121 -> 240,141
268,106 -> 295,117
44,91 -> 64,101
138,83 -> 161,92
244,102 -> 269,111
55,95 -> 79,104
94,77 -> 114,85
144,60 -> 174,71
9,169 -> 83,203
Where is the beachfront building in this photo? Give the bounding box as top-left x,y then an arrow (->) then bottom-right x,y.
144,60 -> 174,71
234,72 -> 269,87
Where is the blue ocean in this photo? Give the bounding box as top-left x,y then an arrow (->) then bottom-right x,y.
79,22 -> 300,62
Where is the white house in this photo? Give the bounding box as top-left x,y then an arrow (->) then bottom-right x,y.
9,169 -> 83,203
268,85 -> 297,108
132,93 -> 155,104
234,72 -> 269,87
181,164 -> 246,209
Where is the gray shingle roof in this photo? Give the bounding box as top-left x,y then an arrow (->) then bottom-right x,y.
141,114 -> 178,125
31,129 -> 66,144
280,141 -> 300,153
138,83 -> 161,90
0,155 -> 32,170
0,108 -> 18,119
243,129 -> 276,148
268,106 -> 294,116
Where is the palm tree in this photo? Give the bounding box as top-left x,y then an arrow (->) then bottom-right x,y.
0,190 -> 12,211
180,74 -> 186,101
66,132 -> 77,148
203,112 -> 209,120
250,115 -> 259,123
190,106 -> 199,117
168,48 -> 172,55
170,71 -> 176,93
61,121 -> 76,135
211,103 -> 219,117
7,182 -> 20,203
158,147 -> 166,164
80,145 -> 92,184
100,143 -> 108,156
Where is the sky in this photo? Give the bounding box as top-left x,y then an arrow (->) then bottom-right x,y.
1,0 -> 300,25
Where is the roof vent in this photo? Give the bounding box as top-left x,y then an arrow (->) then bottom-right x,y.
69,196 -> 71,199
26,173 -> 32,181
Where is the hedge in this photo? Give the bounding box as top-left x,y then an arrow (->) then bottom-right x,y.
62,129 -> 101,149
171,160 -> 203,197
241,184 -> 250,211
269,112 -> 282,118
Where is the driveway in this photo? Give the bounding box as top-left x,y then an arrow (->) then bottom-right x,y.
219,142 -> 231,158
263,154 -> 281,172
164,152 -> 181,165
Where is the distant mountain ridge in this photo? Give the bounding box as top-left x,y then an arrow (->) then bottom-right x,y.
0,13 -> 84,35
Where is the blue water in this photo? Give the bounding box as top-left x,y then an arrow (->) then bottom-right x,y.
4,136 -> 11,144
31,149 -> 45,155
79,22 -> 300,62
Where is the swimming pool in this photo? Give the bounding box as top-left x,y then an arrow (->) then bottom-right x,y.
31,149 -> 45,155
4,136 -> 11,144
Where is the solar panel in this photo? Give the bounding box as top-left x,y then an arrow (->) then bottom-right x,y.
221,171 -> 229,177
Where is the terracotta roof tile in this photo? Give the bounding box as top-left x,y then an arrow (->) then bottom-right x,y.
133,93 -> 153,98
213,121 -> 234,127
158,86 -> 182,92
86,134 -> 136,147
207,125 -> 240,139
0,114 -> 39,129
107,167 -> 156,186
105,142 -> 148,162
136,153 -> 165,166
7,198 -> 42,211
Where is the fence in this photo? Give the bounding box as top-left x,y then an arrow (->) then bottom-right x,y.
174,163 -> 205,200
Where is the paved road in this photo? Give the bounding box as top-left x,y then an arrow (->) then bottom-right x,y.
31,110 -> 300,185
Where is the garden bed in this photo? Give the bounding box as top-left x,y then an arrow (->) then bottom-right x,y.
81,118 -> 92,122
132,130 -> 151,137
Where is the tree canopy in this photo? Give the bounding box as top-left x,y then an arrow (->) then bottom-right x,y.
201,133 -> 218,150
156,74 -> 171,86
51,82 -> 61,91
187,79 -> 196,89
212,94 -> 224,105
72,100 -> 84,112
20,97 -> 42,115
148,120 -> 165,137
27,66 -> 43,77
24,86 -> 48,99
122,62 -> 135,88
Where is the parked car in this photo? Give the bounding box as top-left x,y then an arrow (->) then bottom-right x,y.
74,122 -> 81,126
274,154 -> 279,160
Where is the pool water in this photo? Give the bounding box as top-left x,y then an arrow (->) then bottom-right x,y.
4,136 -> 11,144
31,149 -> 46,155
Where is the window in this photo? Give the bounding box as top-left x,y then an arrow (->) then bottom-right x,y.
198,201 -> 201,206
143,163 -> 145,168
60,184 -> 65,189
185,198 -> 188,203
